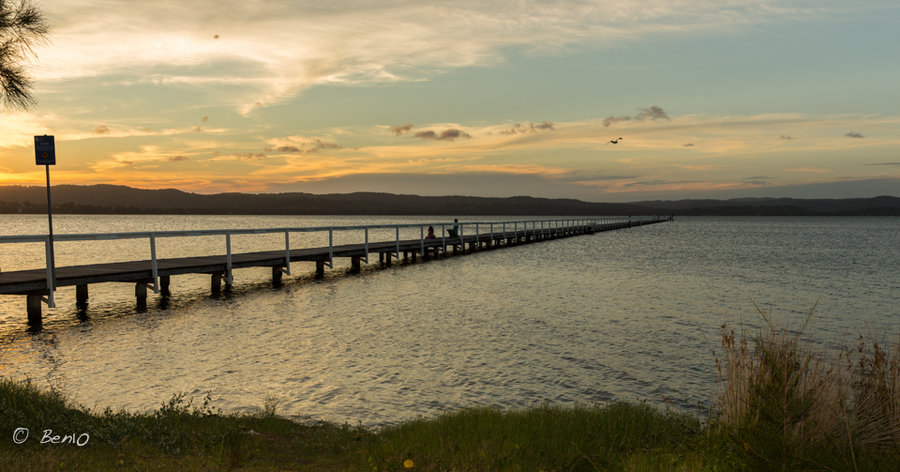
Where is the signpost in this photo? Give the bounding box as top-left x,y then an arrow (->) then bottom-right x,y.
34,135 -> 56,308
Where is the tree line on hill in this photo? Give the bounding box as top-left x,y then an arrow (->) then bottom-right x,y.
0,185 -> 897,216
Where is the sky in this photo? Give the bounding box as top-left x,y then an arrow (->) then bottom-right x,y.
0,0 -> 898,202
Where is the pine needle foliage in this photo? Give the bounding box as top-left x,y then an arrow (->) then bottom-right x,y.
0,0 -> 49,109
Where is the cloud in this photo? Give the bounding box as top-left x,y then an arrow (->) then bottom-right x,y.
266,137 -> 342,154
413,129 -> 471,141
635,106 -> 670,122
845,132 -> 865,138
169,155 -> 189,162
34,2 -> 833,112
201,116 -> 209,123
500,121 -> 555,134
682,143 -> 695,147
603,116 -> 631,127
624,179 -> 704,188
780,135 -> 795,140
784,167 -> 832,173
603,106 -> 670,127
93,125 -> 110,135
742,175 -> 772,185
866,162 -> 900,166
390,124 -> 415,135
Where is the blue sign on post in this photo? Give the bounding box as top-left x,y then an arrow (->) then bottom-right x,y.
35,135 -> 56,165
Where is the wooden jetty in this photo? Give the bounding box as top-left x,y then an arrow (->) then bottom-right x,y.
0,217 -> 670,325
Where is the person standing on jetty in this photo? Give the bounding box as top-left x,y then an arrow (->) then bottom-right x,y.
425,226 -> 436,239
447,218 -> 460,238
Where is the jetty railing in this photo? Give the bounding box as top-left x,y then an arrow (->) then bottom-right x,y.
0,217 -> 665,317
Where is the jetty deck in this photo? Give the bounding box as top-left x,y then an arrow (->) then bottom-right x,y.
0,217 -> 670,325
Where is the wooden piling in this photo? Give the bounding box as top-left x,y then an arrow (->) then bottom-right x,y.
76,284 -> 89,308
160,275 -> 171,297
26,294 -> 42,325
135,281 -> 148,310
272,266 -> 283,287
211,272 -> 222,295
315,260 -> 325,278
351,256 -> 361,273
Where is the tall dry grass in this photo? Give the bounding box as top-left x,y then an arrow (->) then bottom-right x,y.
715,303 -> 900,471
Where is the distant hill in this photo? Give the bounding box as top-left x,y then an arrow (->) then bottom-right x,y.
0,185 -> 897,216
631,196 -> 900,216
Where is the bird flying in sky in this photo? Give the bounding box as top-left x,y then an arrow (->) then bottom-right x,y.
607,137 -> 623,144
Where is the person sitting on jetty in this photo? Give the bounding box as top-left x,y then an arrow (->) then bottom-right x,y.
425,226 -> 436,239
447,218 -> 459,238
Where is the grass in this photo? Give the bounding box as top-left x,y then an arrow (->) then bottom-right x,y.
1,308 -> 899,471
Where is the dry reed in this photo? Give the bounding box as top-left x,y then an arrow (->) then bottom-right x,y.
715,302 -> 900,471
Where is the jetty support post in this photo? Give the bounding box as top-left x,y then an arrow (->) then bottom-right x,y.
420,226 -> 425,259
76,284 -> 89,308
160,275 -> 171,297
351,256 -> 361,273
211,272 -> 222,295
315,259 -> 326,278
135,281 -> 148,310
271,265 -> 283,287
27,293 -> 43,326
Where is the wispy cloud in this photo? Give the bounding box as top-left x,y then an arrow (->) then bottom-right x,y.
33,1 -> 847,113
604,106 -> 671,127
499,121 -> 555,135
413,129 -> 472,141
266,136 -> 342,154
845,132 -> 865,138
390,124 -> 415,135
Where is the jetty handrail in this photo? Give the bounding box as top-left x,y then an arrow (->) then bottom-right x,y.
0,217 -> 653,244
0,216 -> 663,308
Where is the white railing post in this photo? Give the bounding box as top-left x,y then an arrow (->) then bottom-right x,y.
284,231 -> 291,275
395,226 -> 400,259
150,233 -> 159,293
441,224 -> 446,253
44,238 -> 55,308
328,228 -> 334,268
225,231 -> 233,285
364,228 -> 369,264
420,225 -> 425,255
475,223 -> 479,246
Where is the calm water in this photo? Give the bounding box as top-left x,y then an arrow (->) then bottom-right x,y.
0,215 -> 897,426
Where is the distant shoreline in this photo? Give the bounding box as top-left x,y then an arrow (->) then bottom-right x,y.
0,184 -> 898,216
